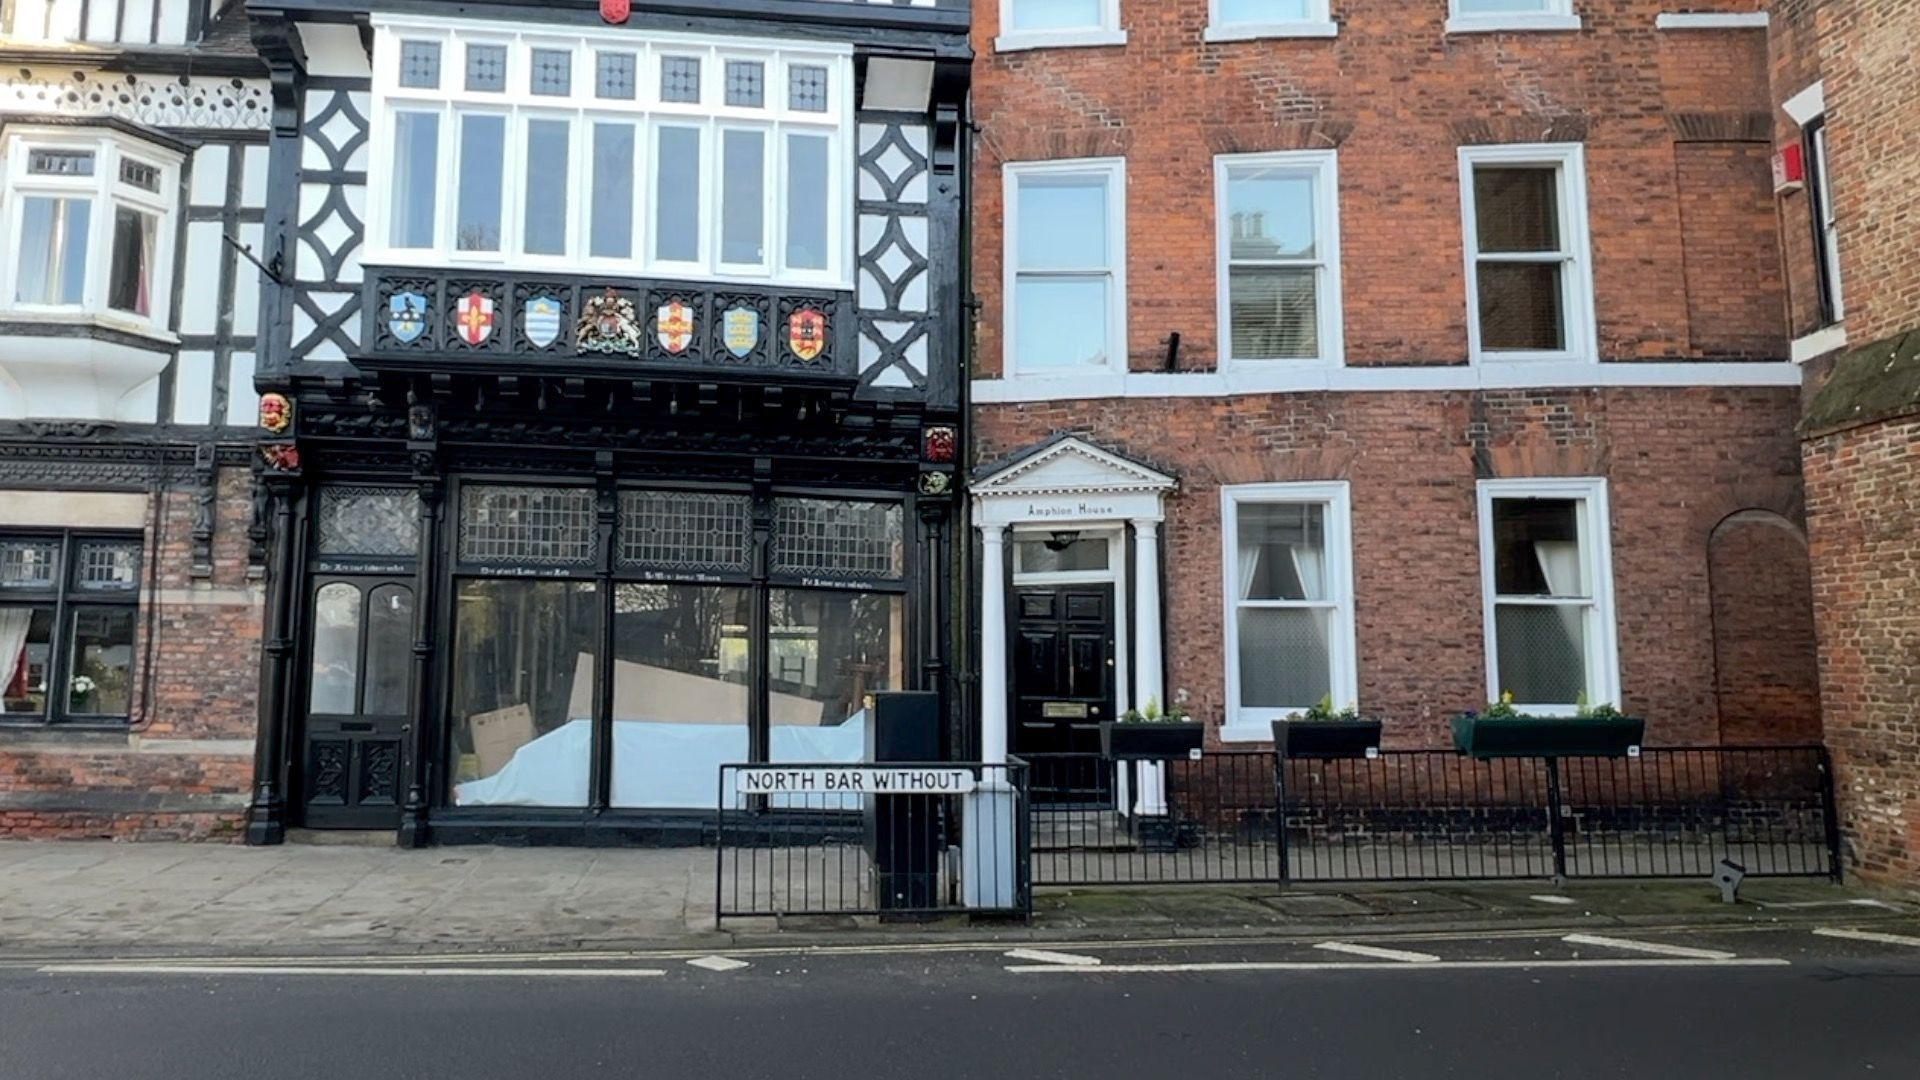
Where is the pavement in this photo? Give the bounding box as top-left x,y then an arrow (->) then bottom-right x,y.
4,838 -> 1920,959
4,923 -> 1920,1078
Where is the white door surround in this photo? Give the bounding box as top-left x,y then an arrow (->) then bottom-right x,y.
973,436 -> 1177,765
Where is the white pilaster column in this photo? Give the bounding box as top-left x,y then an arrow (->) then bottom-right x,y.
978,523 -> 1009,765
1132,519 -> 1164,711
1131,518 -> 1168,816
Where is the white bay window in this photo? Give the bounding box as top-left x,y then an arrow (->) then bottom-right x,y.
0,128 -> 180,334
1221,483 -> 1357,741
368,18 -> 852,288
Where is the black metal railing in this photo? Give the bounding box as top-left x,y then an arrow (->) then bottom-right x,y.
1027,745 -> 1838,887
1027,752 -> 1281,886
714,761 -> 1030,922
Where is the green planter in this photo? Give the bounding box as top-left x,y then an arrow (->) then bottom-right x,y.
1100,721 -> 1205,761
1270,718 -> 1383,759
1451,713 -> 1645,759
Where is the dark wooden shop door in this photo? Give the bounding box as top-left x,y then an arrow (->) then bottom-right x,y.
1012,585 -> 1116,760
298,578 -> 414,828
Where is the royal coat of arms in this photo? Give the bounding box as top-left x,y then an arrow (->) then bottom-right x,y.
577,288 -> 642,356
523,295 -> 563,349
788,307 -> 828,362
656,300 -> 695,355
455,290 -> 495,347
388,291 -> 428,344
721,306 -> 759,359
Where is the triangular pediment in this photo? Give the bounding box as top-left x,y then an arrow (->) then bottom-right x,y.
974,436 -> 1176,499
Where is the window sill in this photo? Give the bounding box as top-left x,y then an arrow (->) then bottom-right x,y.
994,28 -> 1129,54
1219,722 -> 1277,745
0,309 -> 178,349
1445,15 -> 1583,34
1203,21 -> 1338,43
1791,323 -> 1848,363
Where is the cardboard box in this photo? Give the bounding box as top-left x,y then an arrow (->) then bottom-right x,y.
468,703 -> 537,778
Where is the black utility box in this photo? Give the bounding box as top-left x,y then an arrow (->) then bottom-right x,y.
865,691 -> 944,910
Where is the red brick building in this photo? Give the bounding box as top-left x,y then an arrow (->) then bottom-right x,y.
1769,0 -> 1920,884
968,2 -> 1824,766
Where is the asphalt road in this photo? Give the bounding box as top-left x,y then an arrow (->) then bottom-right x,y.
3,925 -> 1918,1079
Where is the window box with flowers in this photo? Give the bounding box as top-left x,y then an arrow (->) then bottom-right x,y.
1452,694 -> 1644,759
1100,692 -> 1205,760
1270,696 -> 1381,759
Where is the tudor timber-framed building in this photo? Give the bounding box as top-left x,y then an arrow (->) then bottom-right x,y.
0,1 -> 270,839
241,0 -> 970,844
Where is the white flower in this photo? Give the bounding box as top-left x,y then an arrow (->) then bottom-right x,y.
70,675 -> 97,695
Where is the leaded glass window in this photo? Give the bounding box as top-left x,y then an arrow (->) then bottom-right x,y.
725,60 -> 764,108
661,56 -> 701,103
459,486 -> 595,566
530,48 -> 572,96
771,500 -> 904,581
618,492 -> 752,574
788,65 -> 828,113
316,487 -> 422,558
466,44 -> 507,92
0,540 -> 60,589
597,52 -> 637,100
400,41 -> 442,89
71,540 -> 140,591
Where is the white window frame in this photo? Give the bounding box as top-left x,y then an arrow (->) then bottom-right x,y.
1003,157 -> 1129,380
1447,0 -> 1581,34
1219,482 -> 1358,743
0,125 -> 182,339
1805,118 -> 1844,327
1205,0 -> 1338,43
1214,149 -> 1344,368
1476,477 -> 1620,717
996,0 -> 1128,53
1459,142 -> 1596,364
364,16 -> 853,290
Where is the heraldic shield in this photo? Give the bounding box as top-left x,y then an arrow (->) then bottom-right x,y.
656,300 -> 695,355
455,290 -> 495,347
523,295 -> 563,349
788,307 -> 827,362
388,291 -> 428,344
722,306 -> 760,359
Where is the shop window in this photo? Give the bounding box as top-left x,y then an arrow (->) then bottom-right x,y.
1005,158 -> 1127,377
370,17 -> 851,287
1460,143 -> 1595,362
1478,478 -> 1618,713
1216,149 -> 1342,365
608,583 -> 754,808
0,533 -> 141,724
0,127 -> 181,335
447,579 -> 600,807
1220,484 -> 1356,740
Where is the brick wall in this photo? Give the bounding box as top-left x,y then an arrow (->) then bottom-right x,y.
977,387 -> 1814,748
971,0 -> 1785,374
0,464 -> 262,841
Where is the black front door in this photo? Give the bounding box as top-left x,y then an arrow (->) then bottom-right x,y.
1012,584 -> 1116,760
298,578 -> 414,828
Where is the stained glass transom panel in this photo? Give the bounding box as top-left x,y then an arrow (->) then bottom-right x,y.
316,488 -> 422,558
459,487 -> 595,566
0,539 -> 59,589
400,41 -> 442,89
72,541 -> 141,591
725,60 -> 764,108
597,52 -> 637,100
771,500 -> 904,580
530,48 -> 572,96
789,65 -> 828,112
466,44 -> 507,92
661,56 -> 701,103
619,492 -> 752,574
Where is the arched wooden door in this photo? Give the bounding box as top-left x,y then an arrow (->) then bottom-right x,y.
298,578 -> 415,828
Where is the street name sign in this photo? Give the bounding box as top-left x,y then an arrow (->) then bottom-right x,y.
732,767 -> 977,795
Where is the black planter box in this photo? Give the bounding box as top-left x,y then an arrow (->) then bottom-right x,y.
1270,718 -> 1383,759
1100,721 -> 1205,761
1451,714 -> 1646,759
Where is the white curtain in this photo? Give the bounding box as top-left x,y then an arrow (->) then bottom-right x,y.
1289,543 -> 1326,603
1533,541 -> 1586,675
1236,538 -> 1261,602
0,608 -> 33,694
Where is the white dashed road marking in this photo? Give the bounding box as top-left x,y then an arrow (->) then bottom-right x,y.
1312,941 -> 1441,963
1005,958 -> 1788,975
687,956 -> 752,972
1005,948 -> 1102,967
1529,895 -> 1578,905
1561,934 -> 1737,960
37,964 -> 665,979
1812,927 -> 1920,949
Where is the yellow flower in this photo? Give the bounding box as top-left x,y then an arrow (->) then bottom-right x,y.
1500,691 -> 1514,705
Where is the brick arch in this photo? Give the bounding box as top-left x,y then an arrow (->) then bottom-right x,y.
1706,509 -> 1823,745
